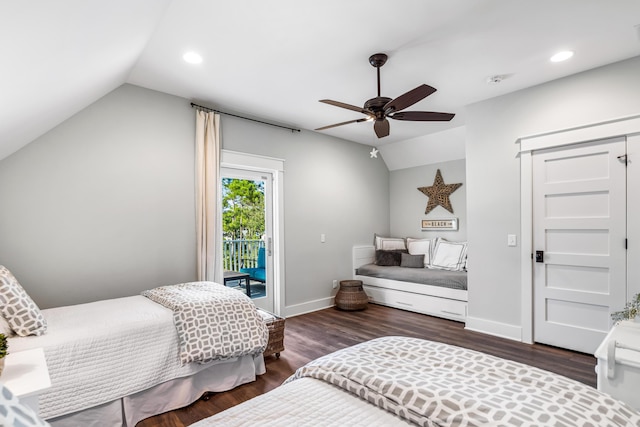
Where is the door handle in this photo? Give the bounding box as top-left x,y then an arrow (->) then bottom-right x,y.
535,250 -> 544,263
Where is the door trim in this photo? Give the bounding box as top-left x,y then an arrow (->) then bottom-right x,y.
518,114 -> 640,344
221,150 -> 285,316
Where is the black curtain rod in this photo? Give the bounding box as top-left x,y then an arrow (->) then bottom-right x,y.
190,102 -> 301,133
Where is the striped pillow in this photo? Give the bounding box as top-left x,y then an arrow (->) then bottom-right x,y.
430,240 -> 468,271
406,238 -> 433,266
374,234 -> 406,251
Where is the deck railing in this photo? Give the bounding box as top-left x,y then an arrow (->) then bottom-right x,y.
223,239 -> 265,271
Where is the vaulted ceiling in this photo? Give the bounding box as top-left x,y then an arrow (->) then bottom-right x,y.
2,0 -> 639,161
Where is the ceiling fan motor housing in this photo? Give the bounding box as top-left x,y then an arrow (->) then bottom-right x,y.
364,97 -> 392,119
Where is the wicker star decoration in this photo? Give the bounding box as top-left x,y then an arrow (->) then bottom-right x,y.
417,169 -> 462,214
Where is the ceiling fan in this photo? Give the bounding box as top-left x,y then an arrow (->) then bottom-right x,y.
315,53 -> 455,139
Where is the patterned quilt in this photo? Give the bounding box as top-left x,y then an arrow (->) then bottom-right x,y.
286,336 -> 640,427
142,281 -> 268,365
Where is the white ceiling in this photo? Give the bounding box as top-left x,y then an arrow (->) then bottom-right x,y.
2,0 -> 640,161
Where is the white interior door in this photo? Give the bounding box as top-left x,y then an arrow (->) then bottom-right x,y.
627,135 -> 640,301
533,137 -> 627,354
221,167 -> 274,312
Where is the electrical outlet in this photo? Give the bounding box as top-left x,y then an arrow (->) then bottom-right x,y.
332,280 -> 338,289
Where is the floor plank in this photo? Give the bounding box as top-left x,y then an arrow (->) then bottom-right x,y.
137,304 -> 596,426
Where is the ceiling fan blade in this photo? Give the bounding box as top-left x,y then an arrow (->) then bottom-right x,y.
384,84 -> 437,113
315,118 -> 369,131
374,119 -> 390,138
390,111 -> 455,122
319,99 -> 369,115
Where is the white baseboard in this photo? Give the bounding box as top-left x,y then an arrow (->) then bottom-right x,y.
284,296 -> 334,318
465,315 -> 522,342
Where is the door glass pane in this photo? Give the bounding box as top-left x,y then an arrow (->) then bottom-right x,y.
221,176 -> 267,301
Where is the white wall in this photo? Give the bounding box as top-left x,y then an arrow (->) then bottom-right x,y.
381,126 -> 466,172
390,159 -> 466,242
465,55 -> 640,339
0,84 -> 390,311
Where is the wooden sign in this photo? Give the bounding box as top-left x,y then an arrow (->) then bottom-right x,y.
421,218 -> 458,231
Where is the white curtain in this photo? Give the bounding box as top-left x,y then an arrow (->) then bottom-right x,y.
195,110 -> 223,283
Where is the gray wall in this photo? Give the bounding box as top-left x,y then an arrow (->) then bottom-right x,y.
390,160 -> 466,242
219,113 -> 390,309
465,55 -> 640,332
0,84 -> 390,311
0,84 -> 196,308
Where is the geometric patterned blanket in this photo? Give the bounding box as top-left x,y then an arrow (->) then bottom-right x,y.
286,336 -> 640,427
142,281 -> 268,365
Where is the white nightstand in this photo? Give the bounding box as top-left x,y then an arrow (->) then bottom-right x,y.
2,347 -> 51,414
595,320 -> 640,410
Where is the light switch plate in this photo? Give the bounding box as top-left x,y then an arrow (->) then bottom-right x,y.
507,234 -> 517,247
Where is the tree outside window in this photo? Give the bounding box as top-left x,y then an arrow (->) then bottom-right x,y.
222,178 -> 265,240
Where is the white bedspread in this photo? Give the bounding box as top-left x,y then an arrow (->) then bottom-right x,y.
7,295 -> 245,420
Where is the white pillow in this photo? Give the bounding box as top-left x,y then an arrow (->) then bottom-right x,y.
374,234 -> 406,251
430,240 -> 468,271
405,238 -> 432,266
0,266 -> 47,337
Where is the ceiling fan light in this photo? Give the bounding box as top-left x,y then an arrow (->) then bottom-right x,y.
550,50 -> 574,62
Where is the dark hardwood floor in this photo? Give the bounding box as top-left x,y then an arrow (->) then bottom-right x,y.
137,304 -> 597,427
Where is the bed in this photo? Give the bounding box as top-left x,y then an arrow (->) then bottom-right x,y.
1,275 -> 268,427
193,336 -> 640,426
353,238 -> 468,322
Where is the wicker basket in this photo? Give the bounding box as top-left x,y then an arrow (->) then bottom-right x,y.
258,309 -> 285,358
335,280 -> 369,311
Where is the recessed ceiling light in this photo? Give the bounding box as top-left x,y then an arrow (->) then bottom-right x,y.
183,51 -> 203,64
550,50 -> 574,63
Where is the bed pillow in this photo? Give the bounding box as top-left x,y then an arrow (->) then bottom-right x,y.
0,266 -> 47,337
400,253 -> 425,268
374,234 -> 406,251
375,250 -> 406,266
405,238 -> 433,266
430,240 -> 468,271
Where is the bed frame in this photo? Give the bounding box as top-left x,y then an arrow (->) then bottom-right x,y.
7,293 -> 266,427
49,355 -> 263,426
352,245 -> 467,322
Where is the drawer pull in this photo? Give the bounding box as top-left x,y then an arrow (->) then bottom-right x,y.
396,301 -> 414,307
441,310 -> 462,316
